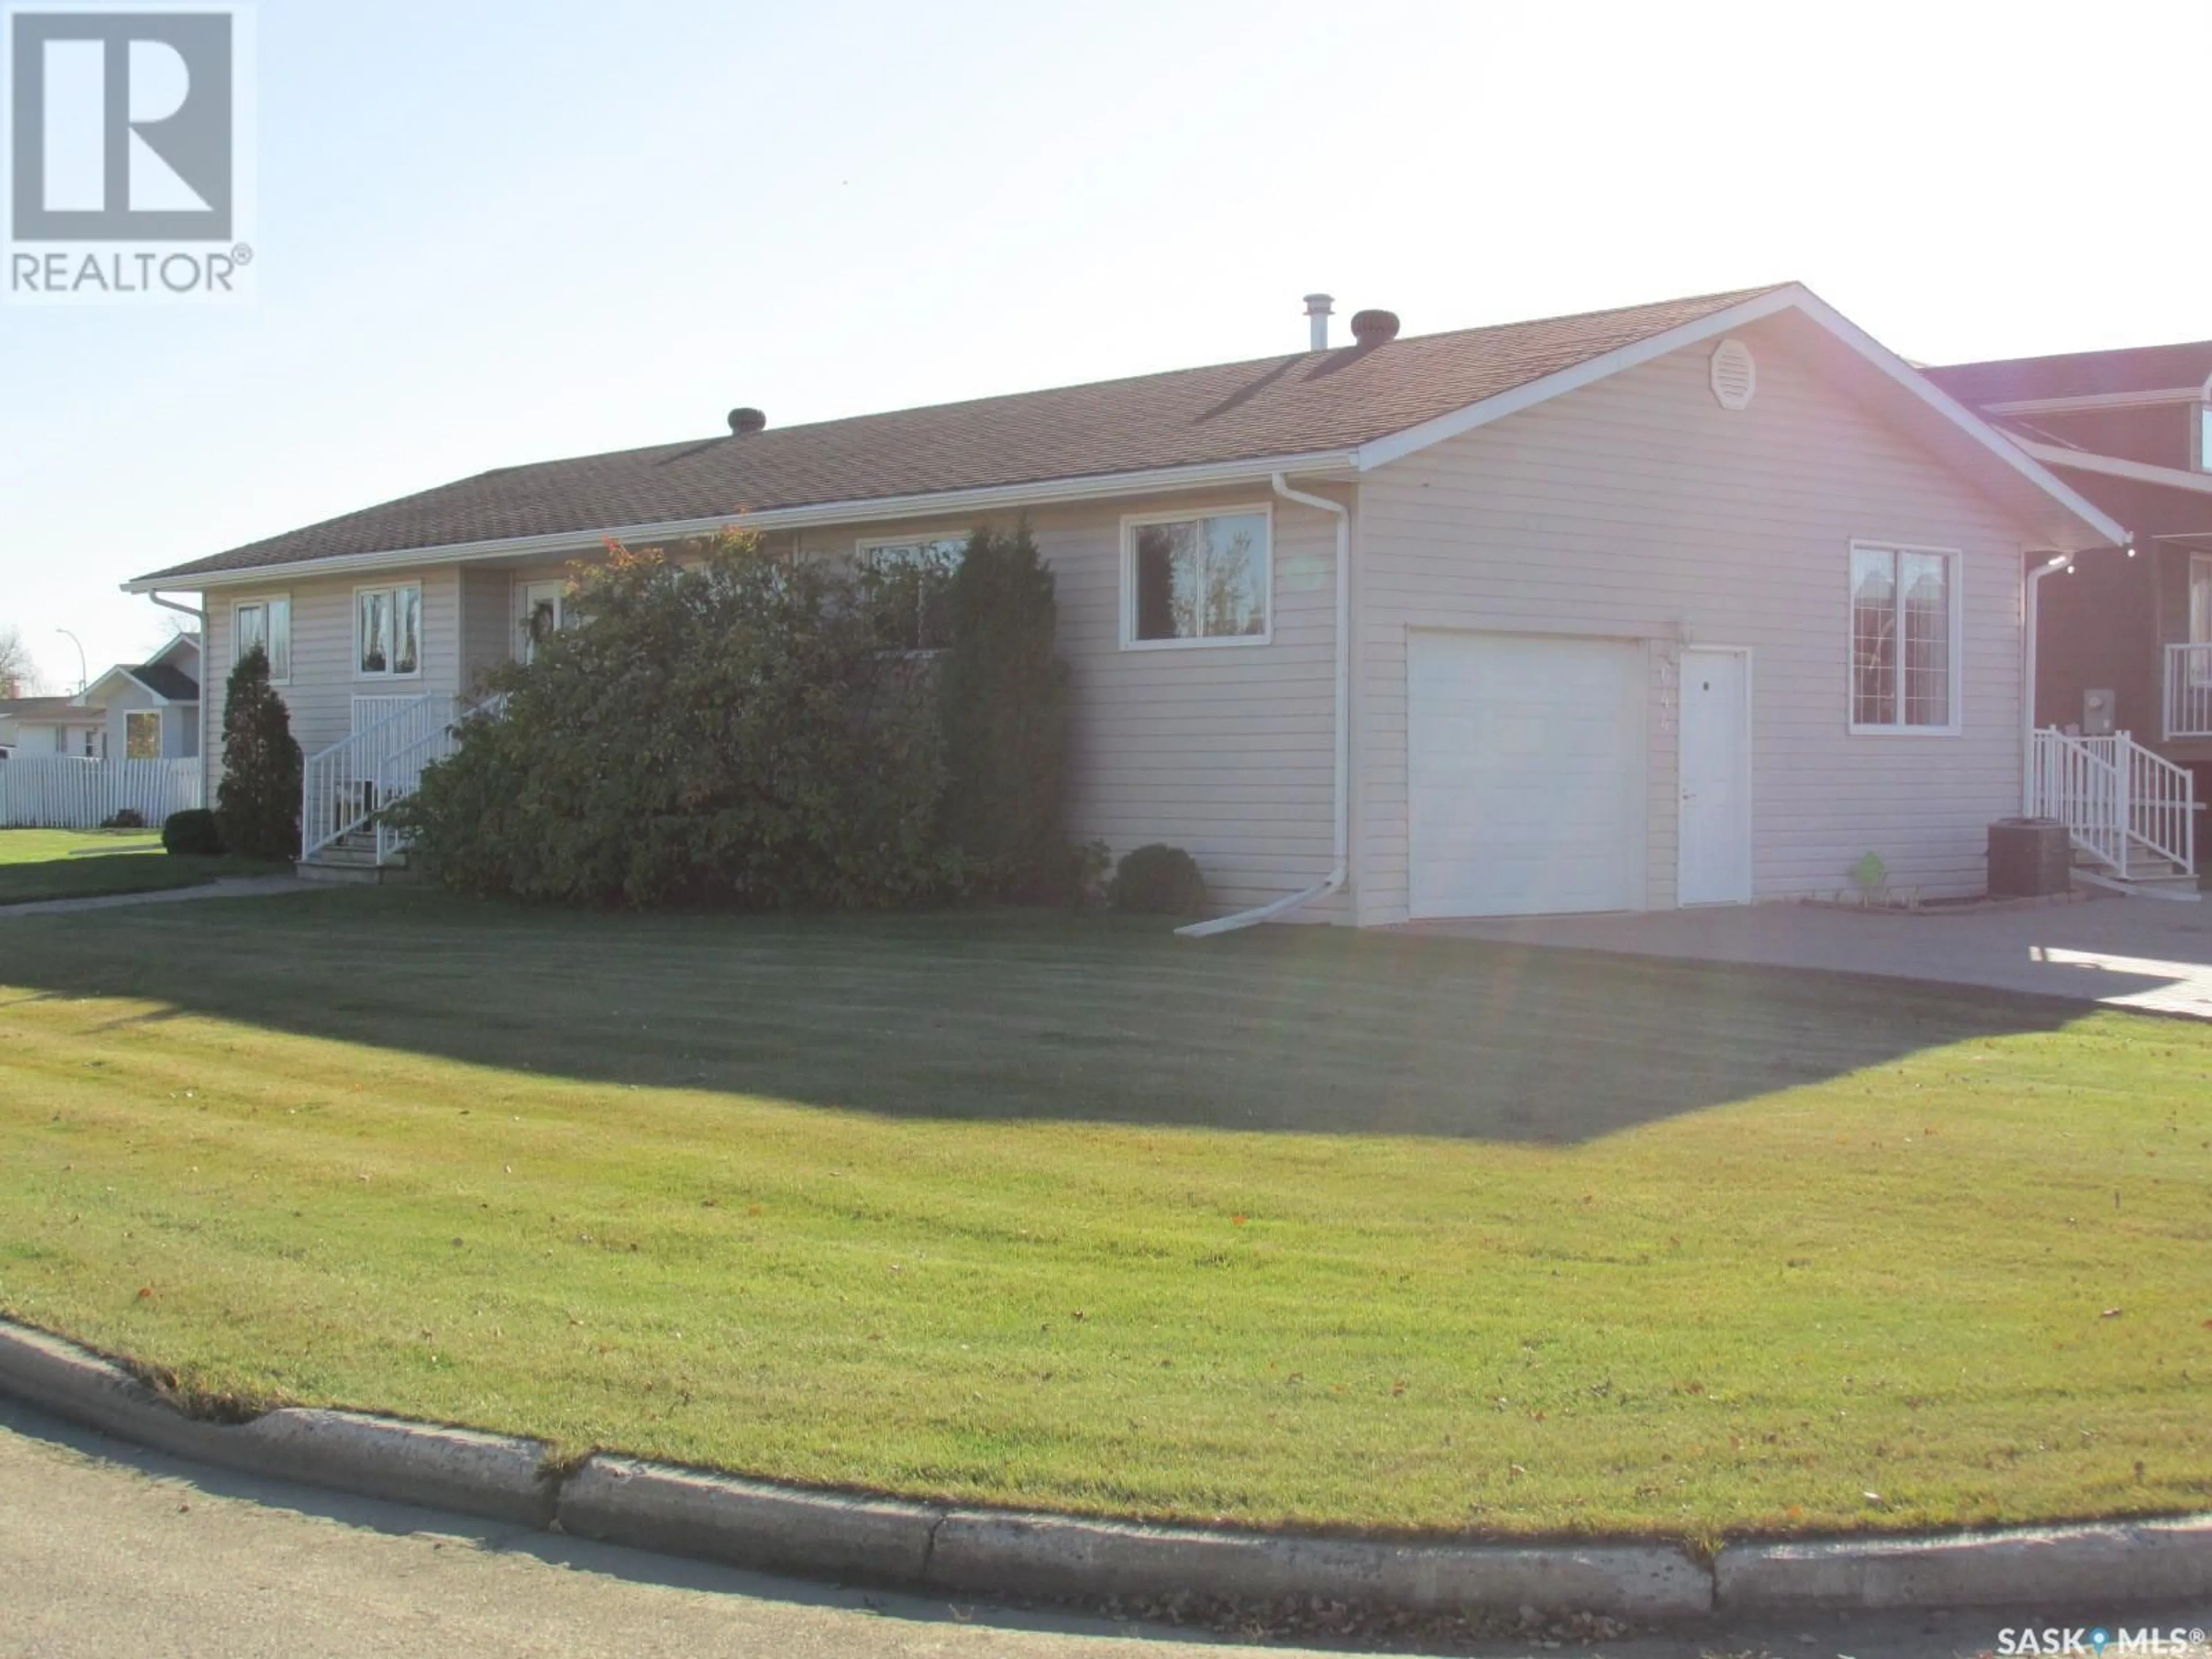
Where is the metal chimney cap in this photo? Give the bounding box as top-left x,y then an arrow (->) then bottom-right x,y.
1350,309 -> 1400,347
1302,293 -> 1335,312
727,407 -> 767,435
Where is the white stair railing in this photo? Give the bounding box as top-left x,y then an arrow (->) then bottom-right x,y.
2167,643 -> 2212,740
2029,728 -> 2196,882
301,693 -> 456,861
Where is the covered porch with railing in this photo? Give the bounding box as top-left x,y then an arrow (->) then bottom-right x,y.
2029,727 -> 2198,895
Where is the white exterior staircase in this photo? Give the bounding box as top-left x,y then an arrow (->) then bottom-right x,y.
2029,729 -> 2200,900
298,692 -> 502,877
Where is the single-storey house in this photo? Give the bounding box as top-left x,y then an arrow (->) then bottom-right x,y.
77,632 -> 202,762
128,282 -> 2140,923
0,695 -> 107,757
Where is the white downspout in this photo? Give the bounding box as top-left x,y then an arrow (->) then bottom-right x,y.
146,591 -> 209,781
1177,473 -> 1350,938
2022,552 -> 2073,815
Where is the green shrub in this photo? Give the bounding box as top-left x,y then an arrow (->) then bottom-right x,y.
101,807 -> 147,830
937,520 -> 1069,900
394,532 -> 956,909
215,645 -> 302,861
161,809 -> 223,855
1108,844 -> 1206,915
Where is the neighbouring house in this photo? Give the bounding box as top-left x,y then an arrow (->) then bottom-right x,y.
1923,345 -> 2212,813
0,694 -> 107,757
76,632 -> 202,762
127,282 -> 2147,922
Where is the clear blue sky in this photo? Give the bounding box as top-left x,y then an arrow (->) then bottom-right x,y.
5,0 -> 2208,689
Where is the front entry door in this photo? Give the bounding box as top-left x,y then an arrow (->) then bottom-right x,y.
1678,648 -> 1752,906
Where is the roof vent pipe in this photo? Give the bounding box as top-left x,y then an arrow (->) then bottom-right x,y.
1303,293 -> 1334,351
1350,309 -> 1400,347
728,407 -> 767,435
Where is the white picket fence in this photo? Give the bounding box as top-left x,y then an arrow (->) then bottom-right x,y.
0,757 -> 202,830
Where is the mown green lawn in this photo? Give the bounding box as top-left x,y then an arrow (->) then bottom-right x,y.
0,829 -> 285,904
0,889 -> 2206,1544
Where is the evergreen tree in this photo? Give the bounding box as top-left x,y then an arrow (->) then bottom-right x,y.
217,645 -> 302,861
938,520 -> 1069,897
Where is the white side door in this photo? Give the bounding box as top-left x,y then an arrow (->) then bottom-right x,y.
1677,647 -> 1752,906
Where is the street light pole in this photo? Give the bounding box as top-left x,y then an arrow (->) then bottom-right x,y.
55,628 -> 87,695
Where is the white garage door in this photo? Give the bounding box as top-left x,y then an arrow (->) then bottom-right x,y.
1408,632 -> 1645,919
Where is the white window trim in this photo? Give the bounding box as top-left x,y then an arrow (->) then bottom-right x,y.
1846,539 -> 1965,738
353,581 -> 425,682
2190,553 -> 2212,645
231,593 -> 292,685
2194,401 -> 2212,475
512,576 -> 570,664
124,707 -> 164,759
1118,503 -> 1275,652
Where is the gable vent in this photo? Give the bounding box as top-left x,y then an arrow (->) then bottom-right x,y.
1709,338 -> 1756,410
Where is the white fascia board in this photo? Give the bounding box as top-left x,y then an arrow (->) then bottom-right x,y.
1982,387 -> 2204,416
1353,286 -> 1808,469
1354,285 -> 2131,551
2008,437 -> 2212,499
124,449 -> 1361,594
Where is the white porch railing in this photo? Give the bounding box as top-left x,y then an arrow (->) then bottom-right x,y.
0,757 -> 201,829
2166,643 -> 2212,740
2030,728 -> 2196,881
301,693 -> 459,861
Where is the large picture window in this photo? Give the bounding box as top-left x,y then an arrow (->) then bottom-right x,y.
356,583 -> 422,678
1122,507 -> 1270,647
1850,543 -> 1959,733
233,596 -> 291,682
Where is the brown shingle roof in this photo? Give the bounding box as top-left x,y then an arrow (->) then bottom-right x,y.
139,284 -> 1786,584
1926,340 -> 2212,406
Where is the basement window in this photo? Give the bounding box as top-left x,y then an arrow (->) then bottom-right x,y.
1849,543 -> 1960,734
1121,507 -> 1271,648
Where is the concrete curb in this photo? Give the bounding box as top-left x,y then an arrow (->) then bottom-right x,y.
1714,1516 -> 2212,1609
3,1319 -> 2207,1619
925,1509 -> 1710,1618
558,1456 -> 944,1586
0,1321 -> 554,1526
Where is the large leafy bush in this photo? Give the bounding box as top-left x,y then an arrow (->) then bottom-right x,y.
397,533 -> 955,908
215,645 -> 301,861
935,520 -> 1069,899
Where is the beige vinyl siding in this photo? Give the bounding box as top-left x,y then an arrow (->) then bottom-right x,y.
1355,312 -> 2041,925
799,490 -> 1342,919
203,568 -> 464,786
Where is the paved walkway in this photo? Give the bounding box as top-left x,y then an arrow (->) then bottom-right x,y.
0,1400 -> 2098,1659
1410,894 -> 2212,1019
0,875 -> 313,920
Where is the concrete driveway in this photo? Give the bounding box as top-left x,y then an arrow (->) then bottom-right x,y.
1409,894 -> 2212,1019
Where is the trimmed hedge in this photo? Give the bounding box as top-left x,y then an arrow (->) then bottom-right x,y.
162,809 -> 224,856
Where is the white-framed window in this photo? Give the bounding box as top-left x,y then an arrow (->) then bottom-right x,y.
355,582 -> 422,679
232,594 -> 291,683
2195,401 -> 2212,474
1849,541 -> 1961,734
1120,505 -> 1271,649
124,709 -> 162,759
857,533 -> 966,653
516,579 -> 569,664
